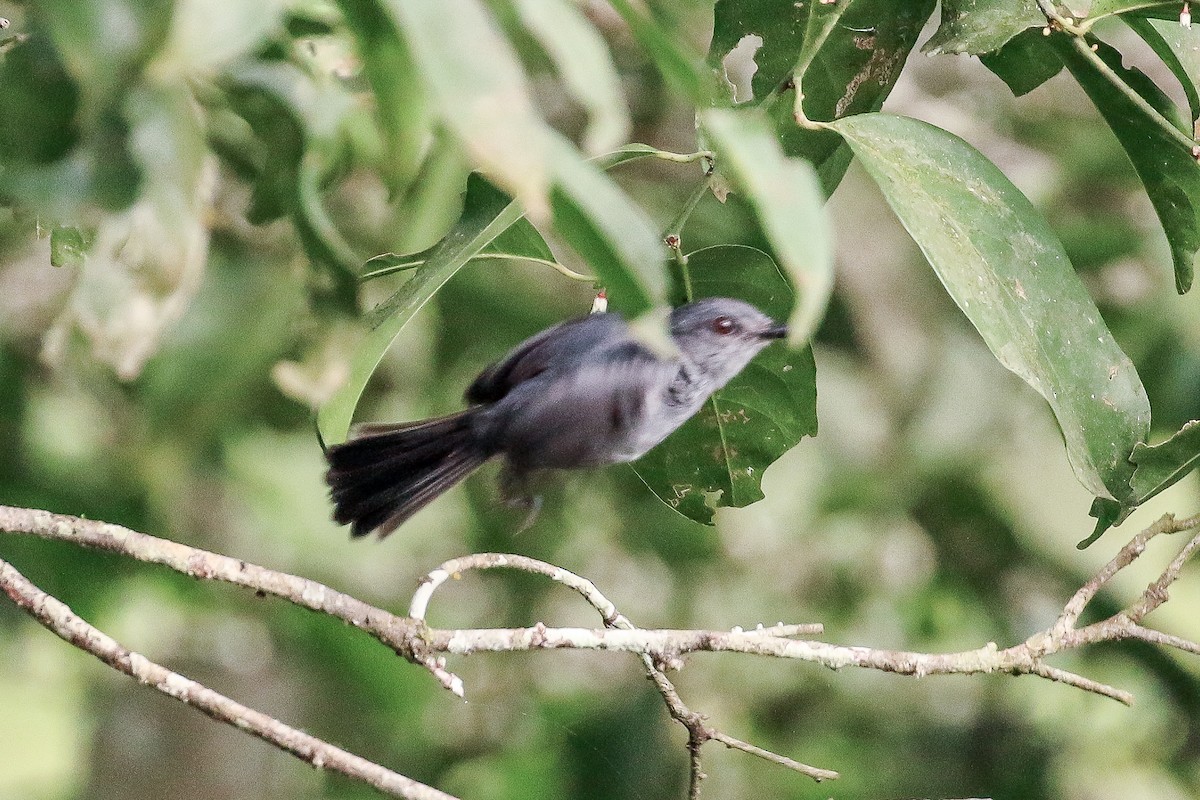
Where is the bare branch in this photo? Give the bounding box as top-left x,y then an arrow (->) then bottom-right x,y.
409,552 -> 840,789
0,556 -> 457,800
4,504 -> 1200,797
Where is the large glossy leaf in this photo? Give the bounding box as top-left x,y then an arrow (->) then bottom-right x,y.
831,113 -> 1151,506
514,0 -> 630,154
317,174 -> 522,444
631,245 -> 817,524
382,0 -> 553,215
706,0 -> 933,196
1130,419 -> 1200,503
1054,37 -> 1200,293
700,108 -> 832,345
922,0 -> 1044,55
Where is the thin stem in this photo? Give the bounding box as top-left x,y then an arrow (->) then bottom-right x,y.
1069,35 -> 1196,151
663,178 -> 713,244
791,0 -> 846,130
361,253 -> 594,283
1034,0 -> 1197,152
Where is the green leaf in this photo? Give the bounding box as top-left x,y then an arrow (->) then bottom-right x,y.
317,173 -> 522,444
337,0 -> 431,192
1053,36 -> 1200,293
0,33 -> 79,164
922,0 -> 1045,56
831,112 -> 1151,505
1084,0 -> 1181,20
707,0 -> 933,196
50,225 -> 88,268
1126,16 -> 1200,124
549,139 -> 666,316
1130,419 -> 1200,504
513,0 -> 629,154
979,27 -> 1064,96
701,108 -> 832,345
707,0 -> 807,103
605,0 -> 711,104
631,245 -> 818,524
382,0 -> 553,215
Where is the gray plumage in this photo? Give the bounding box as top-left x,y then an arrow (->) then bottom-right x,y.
325,297 -> 787,538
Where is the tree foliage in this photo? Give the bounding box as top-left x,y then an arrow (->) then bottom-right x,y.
3,0 -> 1200,798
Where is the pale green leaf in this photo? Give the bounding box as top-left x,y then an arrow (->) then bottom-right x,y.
831,112 -> 1151,505
701,108 -> 833,345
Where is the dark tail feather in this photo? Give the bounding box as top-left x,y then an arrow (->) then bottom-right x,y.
325,410 -> 488,538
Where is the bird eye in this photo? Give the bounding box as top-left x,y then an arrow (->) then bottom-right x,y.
711,316 -> 737,335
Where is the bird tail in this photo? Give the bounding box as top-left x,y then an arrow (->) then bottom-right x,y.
324,410 -> 488,538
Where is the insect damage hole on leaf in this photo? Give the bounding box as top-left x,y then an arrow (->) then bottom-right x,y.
722,34 -> 763,103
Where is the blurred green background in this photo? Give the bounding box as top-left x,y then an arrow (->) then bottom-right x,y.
3,2 -> 1200,799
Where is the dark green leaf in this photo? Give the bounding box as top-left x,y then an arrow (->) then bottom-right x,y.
0,33 -> 79,164
50,225 -> 88,268
318,174 -> 522,444
832,112 -> 1151,506
1130,419 -> 1200,504
923,0 -> 1045,55
701,108 -> 832,345
1054,36 -> 1200,293
1126,16 -> 1200,123
631,245 -> 817,524
980,27 -> 1064,96
706,0 -> 933,196
707,0 -> 807,103
779,0 -> 934,195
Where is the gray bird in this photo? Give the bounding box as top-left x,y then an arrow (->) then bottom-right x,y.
325,297 -> 788,537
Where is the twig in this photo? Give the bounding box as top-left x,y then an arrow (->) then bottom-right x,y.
408,553 -> 840,792
0,556 -> 457,800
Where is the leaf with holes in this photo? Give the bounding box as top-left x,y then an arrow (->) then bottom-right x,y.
631,245 -> 817,525
707,0 -> 934,195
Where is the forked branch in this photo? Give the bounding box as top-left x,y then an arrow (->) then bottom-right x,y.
2,505 -> 1199,799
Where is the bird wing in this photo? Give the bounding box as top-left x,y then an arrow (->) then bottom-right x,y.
482,340 -> 677,469
465,312 -> 630,405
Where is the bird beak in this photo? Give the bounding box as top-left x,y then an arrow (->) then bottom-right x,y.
760,323 -> 788,340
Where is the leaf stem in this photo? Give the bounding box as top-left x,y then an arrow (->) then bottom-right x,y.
361,253 -> 594,283
1069,35 -> 1196,151
1035,0 -> 1196,152
791,0 -> 847,130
